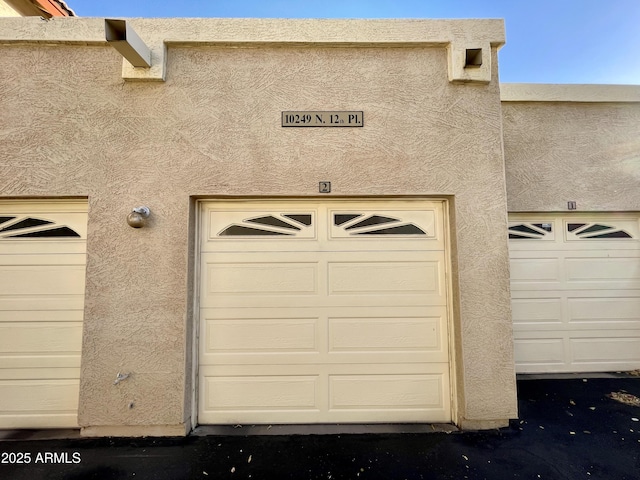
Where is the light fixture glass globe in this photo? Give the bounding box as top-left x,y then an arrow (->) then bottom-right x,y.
127,211 -> 145,228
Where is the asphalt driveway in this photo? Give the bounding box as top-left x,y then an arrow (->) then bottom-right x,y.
1,375 -> 638,480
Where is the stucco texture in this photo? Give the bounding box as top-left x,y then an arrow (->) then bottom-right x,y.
0,36 -> 516,431
503,102 -> 640,212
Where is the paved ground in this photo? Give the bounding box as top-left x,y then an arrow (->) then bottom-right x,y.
1,376 -> 639,480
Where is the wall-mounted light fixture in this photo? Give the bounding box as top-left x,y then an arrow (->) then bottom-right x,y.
127,206 -> 151,228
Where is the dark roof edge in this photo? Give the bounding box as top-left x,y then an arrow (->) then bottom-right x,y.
55,0 -> 75,16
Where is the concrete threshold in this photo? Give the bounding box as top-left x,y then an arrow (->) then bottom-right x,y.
0,429 -> 82,441
191,423 -> 459,436
0,424 -> 459,441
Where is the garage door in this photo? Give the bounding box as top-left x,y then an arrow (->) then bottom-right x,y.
0,200 -> 87,428
509,213 -> 640,373
198,200 -> 450,424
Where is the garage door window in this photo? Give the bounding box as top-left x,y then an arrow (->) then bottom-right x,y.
219,213 -> 314,237
0,216 -> 80,238
508,222 -> 553,240
335,214 -> 427,236
566,222 -> 633,239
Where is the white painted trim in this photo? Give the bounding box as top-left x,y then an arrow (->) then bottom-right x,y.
191,200 -> 204,432
500,83 -> 640,103
442,198 -> 459,427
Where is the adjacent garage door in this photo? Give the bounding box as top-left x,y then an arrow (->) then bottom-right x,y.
198,200 -> 450,424
0,200 -> 87,428
509,213 -> 640,373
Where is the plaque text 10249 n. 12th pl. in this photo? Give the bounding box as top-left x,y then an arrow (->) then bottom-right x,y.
282,111 -> 364,127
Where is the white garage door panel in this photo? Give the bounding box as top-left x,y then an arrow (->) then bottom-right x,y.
0,380 -> 79,429
514,333 -> 640,368
511,297 -> 562,323
328,261 -> 440,296
0,323 -> 82,353
201,252 -> 445,309
0,368 -> 80,380
0,380 -> 79,409
200,364 -> 450,424
509,213 -> 640,373
511,256 -> 640,291
206,375 -> 319,410
199,200 -> 451,424
329,316 -> 443,352
0,309 -> 84,322
513,296 -> 640,331
0,242 -> 86,255
0,201 -> 87,428
200,305 -> 448,366
0,253 -> 86,266
571,336 -> 640,363
330,374 -> 444,410
0,296 -> 85,311
205,318 -> 319,353
0,414 -> 78,430
566,257 -> 640,284
513,338 -> 564,367
206,262 -> 318,296
0,358 -> 80,370
200,308 -> 322,360
568,297 -> 640,323
0,265 -> 85,295
510,257 -> 560,283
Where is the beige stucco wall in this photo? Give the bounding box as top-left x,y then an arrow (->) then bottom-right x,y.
0,18 -> 516,435
502,84 -> 640,212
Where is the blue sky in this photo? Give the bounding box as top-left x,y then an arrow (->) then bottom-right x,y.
68,0 -> 640,84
